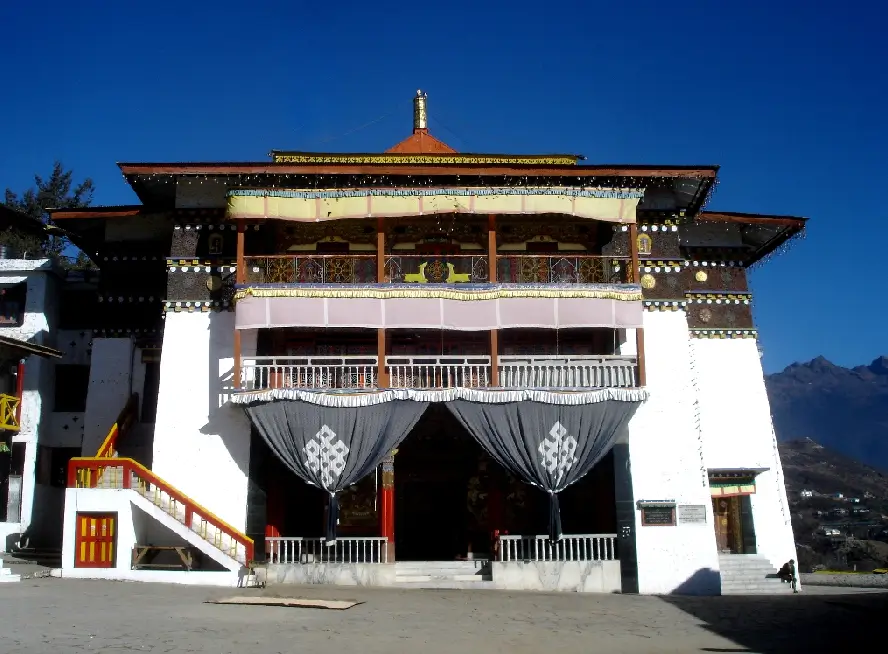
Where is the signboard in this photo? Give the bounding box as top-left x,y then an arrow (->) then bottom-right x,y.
640,505 -> 676,526
679,504 -> 707,525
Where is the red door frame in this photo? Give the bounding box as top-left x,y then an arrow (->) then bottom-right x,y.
74,512 -> 118,568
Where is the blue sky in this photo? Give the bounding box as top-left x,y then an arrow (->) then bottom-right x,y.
0,1 -> 885,373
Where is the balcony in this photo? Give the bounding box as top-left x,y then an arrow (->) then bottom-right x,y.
242,254 -> 632,285
240,354 -> 638,391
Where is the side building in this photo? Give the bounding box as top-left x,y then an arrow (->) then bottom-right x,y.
51,94 -> 804,594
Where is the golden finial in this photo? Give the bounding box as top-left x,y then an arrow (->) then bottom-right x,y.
413,89 -> 428,131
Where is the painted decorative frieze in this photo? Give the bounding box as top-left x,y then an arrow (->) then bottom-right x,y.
684,263 -> 748,292
686,301 -> 753,330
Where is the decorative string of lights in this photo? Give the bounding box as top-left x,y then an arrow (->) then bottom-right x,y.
167,265 -> 236,274
688,329 -> 758,339
686,338 -> 709,489
643,300 -> 687,311
163,300 -> 231,312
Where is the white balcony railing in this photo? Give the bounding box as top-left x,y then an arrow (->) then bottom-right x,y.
265,537 -> 389,564
240,354 -> 638,391
387,356 -> 492,388
498,355 -> 637,388
240,356 -> 379,391
498,534 -> 618,562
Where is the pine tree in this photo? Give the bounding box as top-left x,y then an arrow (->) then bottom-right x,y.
2,162 -> 95,258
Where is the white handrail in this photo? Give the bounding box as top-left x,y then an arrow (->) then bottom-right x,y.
240,354 -> 638,390
498,355 -> 637,388
387,355 -> 492,388
498,534 -> 618,562
265,536 -> 389,564
241,355 -> 379,391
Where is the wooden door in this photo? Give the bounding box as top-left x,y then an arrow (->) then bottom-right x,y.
75,512 -> 117,568
712,497 -> 744,554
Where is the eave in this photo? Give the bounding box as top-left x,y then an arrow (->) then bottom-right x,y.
118,161 -> 718,178
687,210 -> 808,266
48,205 -> 145,220
0,335 -> 63,359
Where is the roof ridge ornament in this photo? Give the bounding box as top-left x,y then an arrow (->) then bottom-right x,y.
413,90 -> 428,132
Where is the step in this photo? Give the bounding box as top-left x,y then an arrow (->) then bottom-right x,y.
396,573 -> 491,583
0,575 -> 21,583
393,580 -> 496,590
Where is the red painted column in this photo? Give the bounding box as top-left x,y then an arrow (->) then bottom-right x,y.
379,452 -> 395,562
14,359 -> 24,425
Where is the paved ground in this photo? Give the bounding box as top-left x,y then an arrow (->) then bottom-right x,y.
0,578 -> 885,653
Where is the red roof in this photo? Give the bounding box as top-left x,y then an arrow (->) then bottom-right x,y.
385,129 -> 456,154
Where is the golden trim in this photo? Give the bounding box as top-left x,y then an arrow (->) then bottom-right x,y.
271,153 -> 579,166
234,285 -> 643,302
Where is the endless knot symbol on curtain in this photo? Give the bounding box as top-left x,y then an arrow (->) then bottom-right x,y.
303,425 -> 350,488
538,422 -> 578,485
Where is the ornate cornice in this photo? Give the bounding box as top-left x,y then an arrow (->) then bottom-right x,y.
270,153 -> 581,166
233,282 -> 643,303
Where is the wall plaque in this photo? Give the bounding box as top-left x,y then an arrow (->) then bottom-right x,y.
679,504 -> 707,525
640,505 -> 676,526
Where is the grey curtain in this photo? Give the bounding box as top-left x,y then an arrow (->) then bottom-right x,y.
245,399 -> 428,541
446,399 -> 641,541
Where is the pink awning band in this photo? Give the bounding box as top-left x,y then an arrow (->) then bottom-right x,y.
236,295 -> 642,330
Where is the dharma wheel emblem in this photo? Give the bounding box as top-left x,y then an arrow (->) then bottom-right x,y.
539,422 -> 578,485
304,425 -> 349,488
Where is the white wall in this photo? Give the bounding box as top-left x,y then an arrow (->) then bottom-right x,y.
692,338 -> 797,568
627,311 -> 721,594
43,328 -> 93,449
61,488 -> 239,586
0,264 -> 56,540
152,312 -> 252,531
82,338 -> 135,456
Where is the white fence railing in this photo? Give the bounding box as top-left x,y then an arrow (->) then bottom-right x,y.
498,534 -> 618,562
240,355 -> 638,391
498,355 -> 637,388
387,356 -> 492,388
265,537 -> 389,564
241,356 -> 379,391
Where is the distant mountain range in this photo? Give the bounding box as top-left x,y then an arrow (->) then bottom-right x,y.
766,356 -> 888,471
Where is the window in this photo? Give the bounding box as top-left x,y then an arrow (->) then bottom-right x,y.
208,233 -> 224,255
59,291 -> 99,329
0,283 -> 26,327
36,446 -> 81,487
53,364 -> 90,412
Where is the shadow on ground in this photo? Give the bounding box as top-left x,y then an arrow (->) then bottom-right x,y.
661,590 -> 888,653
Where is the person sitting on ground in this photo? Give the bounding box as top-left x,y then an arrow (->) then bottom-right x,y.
778,559 -> 799,593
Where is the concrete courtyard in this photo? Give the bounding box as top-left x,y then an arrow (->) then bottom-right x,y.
0,578 -> 884,653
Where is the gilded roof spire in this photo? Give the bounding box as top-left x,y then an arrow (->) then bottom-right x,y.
413,90 -> 428,132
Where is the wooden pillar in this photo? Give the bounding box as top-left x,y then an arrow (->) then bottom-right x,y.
376,217 -> 386,282
14,360 -> 24,425
488,215 -> 499,386
376,218 -> 389,389
377,328 -> 389,388
379,452 -> 395,562
629,223 -> 647,387
236,220 -> 246,284
233,220 -> 246,389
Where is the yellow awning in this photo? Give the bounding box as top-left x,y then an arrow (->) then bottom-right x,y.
228,187 -> 642,224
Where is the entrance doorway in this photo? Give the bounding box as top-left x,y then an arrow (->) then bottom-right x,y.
395,405 -> 490,561
712,496 -> 744,554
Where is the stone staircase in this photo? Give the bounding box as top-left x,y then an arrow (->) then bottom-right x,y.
719,554 -> 792,595
74,459 -> 252,570
394,560 -> 494,589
